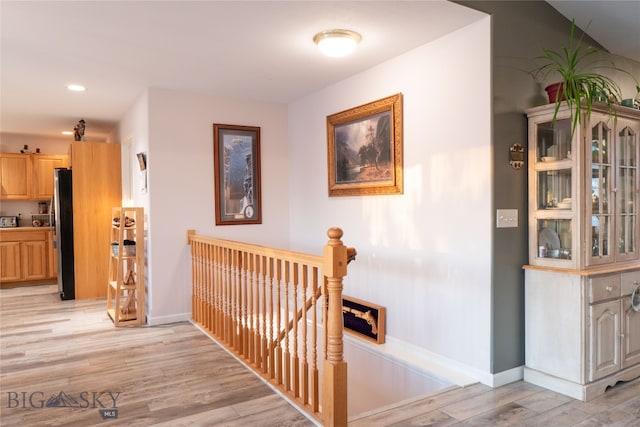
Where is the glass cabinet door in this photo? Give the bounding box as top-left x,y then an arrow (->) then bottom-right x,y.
528,104 -> 640,269
537,219 -> 572,259
589,120 -> 613,262
616,125 -> 638,259
536,119 -> 572,162
532,116 -> 574,264
537,169 -> 572,209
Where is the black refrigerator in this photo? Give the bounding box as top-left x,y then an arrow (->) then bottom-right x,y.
53,168 -> 75,300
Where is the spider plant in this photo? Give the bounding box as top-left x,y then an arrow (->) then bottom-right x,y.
532,19 -> 639,135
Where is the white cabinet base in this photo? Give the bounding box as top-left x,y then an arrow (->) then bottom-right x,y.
524,364 -> 640,401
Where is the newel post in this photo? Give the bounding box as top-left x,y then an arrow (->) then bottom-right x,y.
322,227 -> 354,427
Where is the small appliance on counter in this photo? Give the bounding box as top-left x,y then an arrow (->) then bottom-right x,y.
0,216 -> 19,228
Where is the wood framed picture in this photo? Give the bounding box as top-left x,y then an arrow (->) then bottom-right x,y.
342,295 -> 386,344
327,93 -> 403,196
213,124 -> 261,225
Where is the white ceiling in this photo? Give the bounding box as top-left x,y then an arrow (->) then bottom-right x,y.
1,1 -> 637,142
547,0 -> 640,63
0,1 -> 485,141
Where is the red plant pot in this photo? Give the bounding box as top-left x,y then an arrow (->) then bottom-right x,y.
545,82 -> 565,103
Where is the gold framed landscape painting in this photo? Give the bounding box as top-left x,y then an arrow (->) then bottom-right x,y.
327,93 -> 403,196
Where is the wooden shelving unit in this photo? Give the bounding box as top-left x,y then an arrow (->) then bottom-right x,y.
106,207 -> 145,326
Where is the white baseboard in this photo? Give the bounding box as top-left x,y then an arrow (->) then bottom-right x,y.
147,312 -> 191,326
489,366 -> 524,387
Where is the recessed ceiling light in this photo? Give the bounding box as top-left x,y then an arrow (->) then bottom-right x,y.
67,84 -> 86,92
313,29 -> 362,58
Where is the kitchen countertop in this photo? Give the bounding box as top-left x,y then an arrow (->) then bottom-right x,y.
0,226 -> 52,231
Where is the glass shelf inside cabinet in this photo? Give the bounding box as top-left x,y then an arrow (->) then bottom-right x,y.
537,219 -> 572,260
537,118 -> 572,162
538,169 -> 572,209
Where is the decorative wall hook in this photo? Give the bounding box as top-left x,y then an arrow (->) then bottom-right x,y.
510,143 -> 525,169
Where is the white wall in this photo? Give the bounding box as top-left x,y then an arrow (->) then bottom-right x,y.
130,89 -> 290,324
118,18 -> 494,381
0,133 -> 72,154
288,18 -> 493,376
119,90 -> 150,209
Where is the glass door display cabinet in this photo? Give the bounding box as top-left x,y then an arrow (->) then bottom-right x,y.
524,103 -> 640,402
527,103 -> 640,270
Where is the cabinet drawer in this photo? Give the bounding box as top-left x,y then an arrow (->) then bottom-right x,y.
0,230 -> 47,242
621,270 -> 640,296
589,274 -> 621,303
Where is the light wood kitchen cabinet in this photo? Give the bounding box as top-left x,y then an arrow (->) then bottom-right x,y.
0,153 -> 68,200
32,154 -> 68,200
524,102 -> 640,401
0,241 -> 21,281
0,153 -> 32,200
0,229 -> 51,283
21,239 -> 48,280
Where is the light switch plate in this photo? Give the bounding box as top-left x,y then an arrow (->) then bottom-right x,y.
497,209 -> 518,228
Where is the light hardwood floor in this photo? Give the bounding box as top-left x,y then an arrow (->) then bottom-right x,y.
1,284 -> 639,426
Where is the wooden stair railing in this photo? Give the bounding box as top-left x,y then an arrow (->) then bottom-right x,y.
187,228 -> 355,427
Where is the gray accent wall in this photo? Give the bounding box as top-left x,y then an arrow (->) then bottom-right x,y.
453,1 -> 622,374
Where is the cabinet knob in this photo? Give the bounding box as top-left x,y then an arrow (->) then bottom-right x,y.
605,285 -> 613,292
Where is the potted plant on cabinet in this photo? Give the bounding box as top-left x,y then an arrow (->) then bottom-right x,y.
532,19 -> 639,135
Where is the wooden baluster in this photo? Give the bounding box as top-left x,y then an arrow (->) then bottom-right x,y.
284,260 -> 291,391
252,254 -> 259,367
247,252 -> 255,364
226,248 -> 232,346
252,253 -> 260,366
311,267 -> 319,413
241,250 -> 249,359
292,262 -> 300,398
322,276 -> 328,361
216,244 -> 223,338
212,244 -> 218,335
202,242 -> 207,330
208,244 -> 214,334
267,257 -> 275,378
190,240 -> 197,324
236,249 -> 243,354
199,242 -> 205,328
232,248 -> 239,351
322,227 -> 348,427
275,259 -> 283,385
301,264 -> 309,405
260,255 -> 268,373
198,241 -> 204,328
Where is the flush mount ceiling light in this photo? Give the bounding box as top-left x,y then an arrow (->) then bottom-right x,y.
67,84 -> 86,92
313,29 -> 362,58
